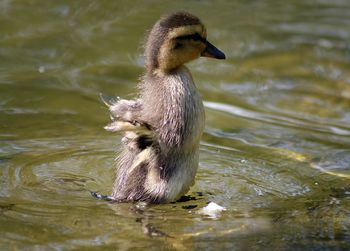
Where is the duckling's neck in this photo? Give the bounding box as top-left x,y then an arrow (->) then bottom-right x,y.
146,65 -> 195,90
147,63 -> 181,77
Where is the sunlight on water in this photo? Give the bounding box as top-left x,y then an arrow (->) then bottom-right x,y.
0,0 -> 349,250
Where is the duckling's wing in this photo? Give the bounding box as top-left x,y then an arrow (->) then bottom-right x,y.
109,99 -> 142,122
101,96 -> 154,136
104,120 -> 152,136
101,93 -> 143,122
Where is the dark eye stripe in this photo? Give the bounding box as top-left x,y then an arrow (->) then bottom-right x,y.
176,33 -> 206,42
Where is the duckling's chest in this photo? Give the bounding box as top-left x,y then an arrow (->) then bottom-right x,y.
158,67 -> 205,149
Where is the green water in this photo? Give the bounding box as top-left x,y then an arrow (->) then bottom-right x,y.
1,0 -> 350,250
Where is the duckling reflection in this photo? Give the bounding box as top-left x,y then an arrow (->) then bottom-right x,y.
104,12 -> 225,203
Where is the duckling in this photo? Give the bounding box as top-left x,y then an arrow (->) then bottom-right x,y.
104,11 -> 225,203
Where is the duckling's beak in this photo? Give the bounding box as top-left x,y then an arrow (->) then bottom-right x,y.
201,40 -> 226,59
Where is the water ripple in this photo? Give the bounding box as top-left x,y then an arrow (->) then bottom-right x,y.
205,101 -> 350,136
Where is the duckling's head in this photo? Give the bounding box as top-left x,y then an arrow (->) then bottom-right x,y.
145,12 -> 225,74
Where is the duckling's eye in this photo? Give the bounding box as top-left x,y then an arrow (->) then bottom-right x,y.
174,42 -> 183,49
191,33 -> 203,41
176,33 -> 206,42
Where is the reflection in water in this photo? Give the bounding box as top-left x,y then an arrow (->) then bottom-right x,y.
0,0 -> 350,250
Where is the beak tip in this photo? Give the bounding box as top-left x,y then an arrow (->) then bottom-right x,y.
218,53 -> 226,60
201,40 -> 226,60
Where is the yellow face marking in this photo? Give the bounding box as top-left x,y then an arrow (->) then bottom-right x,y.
167,25 -> 206,39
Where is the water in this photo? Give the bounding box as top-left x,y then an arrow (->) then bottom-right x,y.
1,0 -> 350,250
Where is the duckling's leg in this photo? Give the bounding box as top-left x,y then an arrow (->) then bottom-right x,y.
112,146 -> 166,203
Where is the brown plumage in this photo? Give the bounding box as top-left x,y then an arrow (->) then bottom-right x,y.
103,11 -> 225,203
